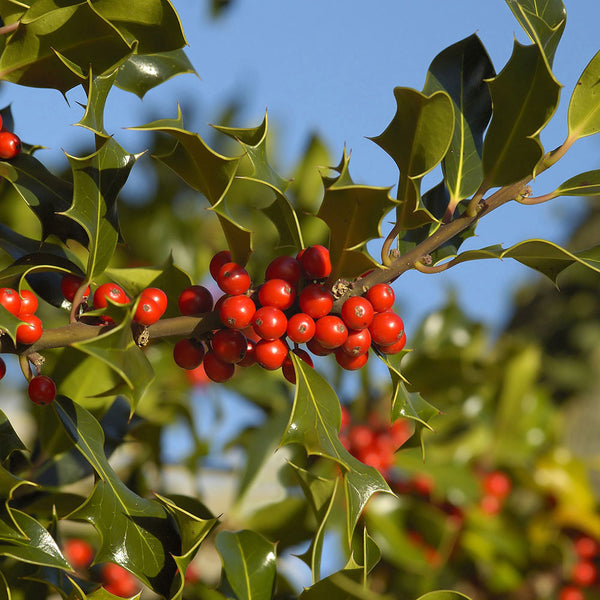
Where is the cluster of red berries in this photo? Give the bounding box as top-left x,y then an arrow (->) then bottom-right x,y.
0,114 -> 21,160
173,246 -> 406,384
478,469 -> 512,515
559,534 -> 600,600
338,407 -> 412,475
0,286 -> 58,404
62,538 -> 140,597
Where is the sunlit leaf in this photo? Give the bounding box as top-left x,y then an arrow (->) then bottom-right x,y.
62,138 -> 137,279
553,170 -> 600,197
317,182 -> 394,280
568,48 -> 600,140
281,355 -> 391,542
298,567 -> 364,599
505,0 -> 566,67
216,530 -> 277,600
482,41 -> 561,187
0,2 -> 132,92
422,34 -> 494,209
77,68 -> 119,138
115,49 -> 196,99
55,397 -> 179,597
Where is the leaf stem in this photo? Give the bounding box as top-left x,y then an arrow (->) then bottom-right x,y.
0,22 -> 19,36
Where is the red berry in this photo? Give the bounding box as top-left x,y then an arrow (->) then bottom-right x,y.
348,425 -> 375,450
340,328 -> 371,357
93,283 -> 129,309
255,338 -> 288,370
185,363 -> 211,387
178,285 -> 213,315
0,287 -> 21,315
133,297 -> 161,326
219,295 -> 256,329
203,350 -> 235,382
482,471 -> 512,499
237,338 -> 257,367
341,296 -> 374,330
216,262 -> 251,296
18,289 -> 38,315
368,311 -> 404,347
335,348 -> 368,370
0,357 -> 5,380
101,563 -> 140,598
252,306 -> 287,341
140,287 -> 167,316
282,348 -> 314,384
306,337 -> 333,356
559,586 -> 585,600
0,131 -> 21,160
298,284 -> 333,319
258,279 -> 295,310
60,274 -> 90,303
314,315 -> 348,349
265,255 -> 302,286
211,328 -> 247,364
572,561 -> 597,587
574,536 -> 599,560
299,245 -> 331,279
64,538 -> 94,569
209,250 -> 232,281
365,284 -> 395,313
376,332 -> 407,355
287,313 -> 316,344
173,339 -> 205,370
28,375 -> 56,405
479,494 -> 502,515
16,313 -> 43,345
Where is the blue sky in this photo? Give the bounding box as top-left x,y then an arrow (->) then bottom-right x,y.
2,1 -> 600,333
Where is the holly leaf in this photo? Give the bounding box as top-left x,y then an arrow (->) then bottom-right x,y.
449,239 -> 600,283
0,2 -> 132,92
281,355 -> 392,543
62,138 -> 137,280
129,111 -> 252,264
55,396 -> 179,597
297,567 -> 367,599
77,68 -> 119,138
0,154 -> 86,245
0,410 -> 27,464
71,302 -> 154,409
115,49 -> 196,99
91,0 -> 187,54
505,0 -> 566,67
552,170 -> 600,197
568,48 -> 600,140
317,182 -> 395,281
216,530 -> 277,600
422,34 -> 495,211
0,253 -> 83,291
482,41 -> 561,187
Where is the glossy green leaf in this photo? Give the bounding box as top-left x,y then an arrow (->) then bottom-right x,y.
55,396 -> 179,597
0,509 -> 70,571
422,35 -> 494,207
129,112 -> 251,264
568,48 -> 600,140
0,154 -> 86,244
155,494 -> 218,600
553,170 -> 600,197
91,0 -> 187,54
371,87 -> 454,180
62,138 -> 137,279
215,115 -> 304,251
482,41 -> 561,187
0,2 -> 132,92
71,303 -> 154,408
281,355 -> 391,541
77,68 -> 119,137
449,239 -> 600,283
0,571 -> 8,600
505,0 -> 566,67
0,411 -> 26,468
0,0 -> 28,25
115,49 -> 196,99
0,252 -> 82,290
317,182 -> 395,280
0,303 -> 24,343
216,530 -> 277,600
298,567 -> 364,599
88,587 -> 141,599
